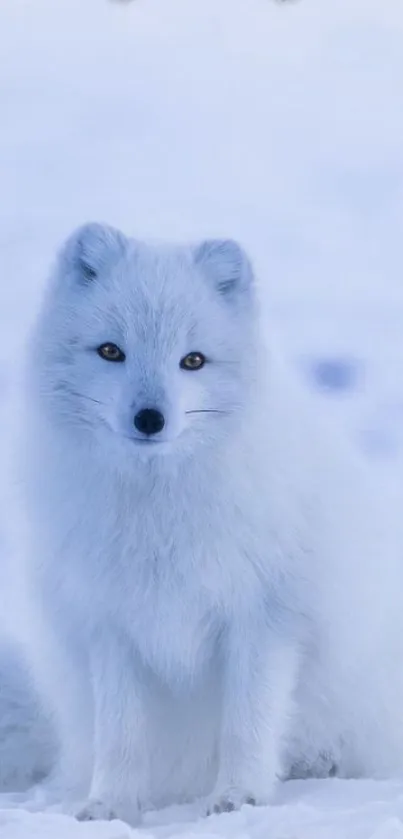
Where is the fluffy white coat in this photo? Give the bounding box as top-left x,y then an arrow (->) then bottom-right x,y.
12,223 -> 403,825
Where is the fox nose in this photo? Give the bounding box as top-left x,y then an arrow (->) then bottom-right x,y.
134,408 -> 165,436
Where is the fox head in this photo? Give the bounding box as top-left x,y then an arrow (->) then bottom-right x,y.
31,223 -> 261,463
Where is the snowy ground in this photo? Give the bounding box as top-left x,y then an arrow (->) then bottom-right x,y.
0,0 -> 403,836
2,780 -> 403,839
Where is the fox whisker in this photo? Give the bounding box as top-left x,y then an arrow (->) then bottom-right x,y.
185,409 -> 228,415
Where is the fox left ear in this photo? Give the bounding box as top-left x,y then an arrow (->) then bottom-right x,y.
194,239 -> 255,305
58,222 -> 127,285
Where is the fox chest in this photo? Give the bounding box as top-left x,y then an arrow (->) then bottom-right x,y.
99,528 -> 254,681
65,500 -> 263,680
101,550 -> 228,682
133,575 -> 220,679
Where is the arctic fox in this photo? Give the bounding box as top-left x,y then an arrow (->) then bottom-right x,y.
15,223 -> 403,825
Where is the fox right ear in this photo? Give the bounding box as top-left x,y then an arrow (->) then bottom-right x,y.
194,238 -> 255,306
58,222 -> 127,284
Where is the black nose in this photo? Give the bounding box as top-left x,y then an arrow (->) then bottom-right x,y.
134,408 -> 165,436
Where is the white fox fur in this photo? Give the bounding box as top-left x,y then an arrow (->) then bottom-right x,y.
11,223 -> 403,825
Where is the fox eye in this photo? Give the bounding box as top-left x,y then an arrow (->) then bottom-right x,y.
180,352 -> 206,371
97,343 -> 126,362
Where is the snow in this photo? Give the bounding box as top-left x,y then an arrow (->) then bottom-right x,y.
0,0 -> 403,836
2,780 -> 403,839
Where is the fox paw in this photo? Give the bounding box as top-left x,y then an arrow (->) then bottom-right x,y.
205,788 -> 259,816
75,798 -> 140,826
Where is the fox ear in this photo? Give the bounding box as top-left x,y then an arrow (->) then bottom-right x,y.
58,222 -> 127,283
194,239 -> 254,304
